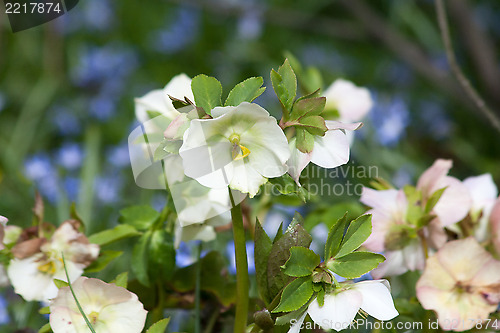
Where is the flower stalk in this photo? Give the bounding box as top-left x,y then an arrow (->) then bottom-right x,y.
229,189 -> 249,333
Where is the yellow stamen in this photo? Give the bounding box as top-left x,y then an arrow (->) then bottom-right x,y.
88,311 -> 99,325
232,144 -> 251,160
37,261 -> 57,275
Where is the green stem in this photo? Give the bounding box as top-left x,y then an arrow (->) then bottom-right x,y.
195,241 -> 202,333
77,125 -> 101,233
229,189 -> 249,333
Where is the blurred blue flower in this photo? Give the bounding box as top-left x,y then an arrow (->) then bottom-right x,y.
237,9 -> 262,40
418,99 -> 452,140
392,166 -> 415,188
164,309 -> 191,332
37,174 -> 60,203
0,295 -> 9,325
94,173 -> 123,204
72,45 -> 137,89
24,154 -> 54,181
150,7 -> 200,54
226,241 -> 255,275
89,94 -> 116,121
57,0 -> 114,33
51,106 -> 81,136
56,143 -> 84,171
176,242 -> 196,268
63,176 -> 80,202
370,95 -> 410,146
310,223 -> 328,258
107,143 -> 130,168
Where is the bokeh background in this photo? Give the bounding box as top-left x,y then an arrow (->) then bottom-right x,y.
0,0 -> 499,331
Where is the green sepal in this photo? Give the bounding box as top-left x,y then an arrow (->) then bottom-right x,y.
327,252 -> 385,279
110,272 -> 128,289
191,74 -> 222,115
271,276 -> 314,313
225,77 -> 265,106
282,246 -> 320,277
53,279 -> 69,289
425,187 -> 447,214
295,127 -> 315,153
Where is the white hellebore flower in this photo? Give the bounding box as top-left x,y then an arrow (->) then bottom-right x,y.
179,102 -> 290,198
50,277 -> 147,333
134,73 -> 193,127
324,79 -> 373,122
289,280 -> 398,332
287,121 -> 362,184
7,222 -> 99,302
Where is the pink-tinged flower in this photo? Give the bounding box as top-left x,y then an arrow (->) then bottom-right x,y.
289,280 -> 398,332
463,174 -> 498,241
0,216 -> 7,251
323,79 -> 373,122
50,277 -> 147,333
287,121 -> 362,184
416,238 -> 500,332
7,222 -> 99,302
360,188 -> 426,278
416,159 -> 471,227
490,198 -> 500,256
360,187 -> 447,278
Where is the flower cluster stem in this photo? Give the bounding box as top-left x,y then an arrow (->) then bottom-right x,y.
229,189 -> 249,333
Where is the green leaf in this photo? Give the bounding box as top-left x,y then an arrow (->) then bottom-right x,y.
268,174 -> 309,202
282,247 -> 320,277
290,97 -> 326,121
295,127 -> 315,153
283,51 -> 303,76
38,323 -> 52,333
316,287 -> 325,307
254,219 -> 273,303
272,276 -> 314,313
191,74 -> 222,115
271,59 -> 297,112
53,279 -> 68,289
335,214 -> 372,258
324,213 -> 349,259
327,252 -> 385,279
225,77 -> 265,106
85,250 -> 123,273
425,187 -> 447,214
147,110 -> 163,120
39,306 -> 50,315
111,272 -> 128,289
148,229 -> 175,281
132,231 -> 152,287
296,115 -> 328,136
88,224 -> 141,246
302,67 -> 323,95
119,205 -> 160,230
267,214 -> 312,301
146,318 -> 170,333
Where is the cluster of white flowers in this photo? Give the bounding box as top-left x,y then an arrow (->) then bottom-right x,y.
133,75 -> 373,246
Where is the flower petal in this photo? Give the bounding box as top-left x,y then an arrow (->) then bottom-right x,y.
324,79 -> 373,122
307,290 -> 362,331
286,139 -> 312,184
310,129 -> 349,169
354,280 -> 399,321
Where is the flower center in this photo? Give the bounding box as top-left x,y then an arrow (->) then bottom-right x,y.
229,133 -> 251,160
88,311 -> 99,325
37,260 -> 57,275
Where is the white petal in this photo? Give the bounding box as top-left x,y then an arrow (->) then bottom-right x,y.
134,89 -> 168,124
325,120 -> 363,131
431,176 -> 471,226
229,159 -> 267,198
307,290 -> 362,331
370,250 -> 408,279
287,311 -> 307,333
324,79 -> 373,122
310,130 -> 349,169
354,280 -> 399,321
286,139 -> 312,184
164,73 -> 194,102
463,173 -> 498,214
